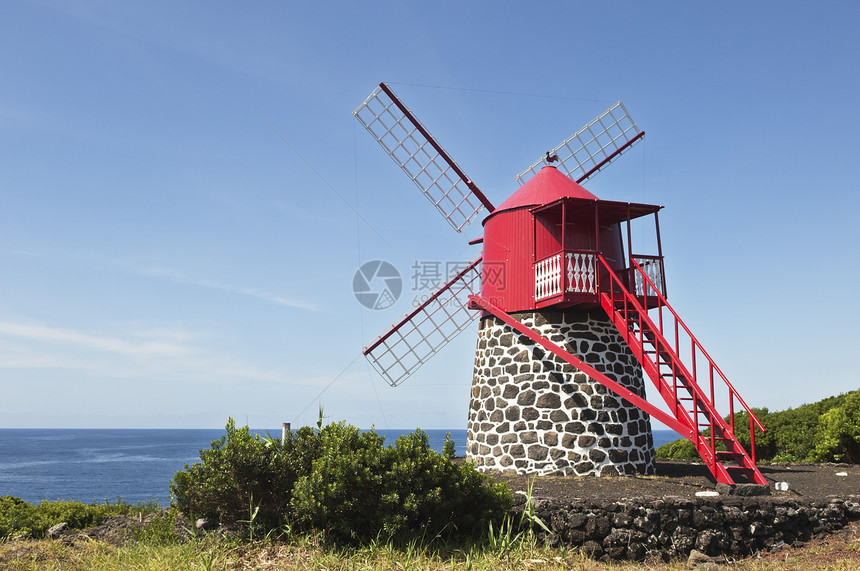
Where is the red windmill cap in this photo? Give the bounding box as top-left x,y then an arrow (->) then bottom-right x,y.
492,166 -> 598,215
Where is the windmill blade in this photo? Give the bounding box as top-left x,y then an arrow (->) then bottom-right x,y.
517,101 -> 645,185
363,257 -> 482,386
354,83 -> 494,232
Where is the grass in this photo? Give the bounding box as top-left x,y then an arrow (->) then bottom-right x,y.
2,527 -> 859,571
0,538 -> 221,571
0,536 -> 660,571
2,493 -> 858,570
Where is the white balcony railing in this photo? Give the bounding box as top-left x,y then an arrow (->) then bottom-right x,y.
565,251 -> 596,294
534,254 -> 562,301
535,251 -> 597,302
632,255 -> 665,297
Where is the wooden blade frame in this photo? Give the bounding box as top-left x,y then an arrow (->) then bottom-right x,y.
517,101 -> 645,185
363,257 -> 482,386
354,83 -> 494,232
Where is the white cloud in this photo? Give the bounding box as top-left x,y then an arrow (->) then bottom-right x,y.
0,321 -> 188,358
139,267 -> 319,311
0,320 -> 289,385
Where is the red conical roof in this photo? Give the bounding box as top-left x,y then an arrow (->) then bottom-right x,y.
493,166 -> 598,214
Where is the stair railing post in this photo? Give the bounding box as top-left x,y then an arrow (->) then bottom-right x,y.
674,320 -> 680,363
709,401 -> 715,463
729,397 -> 735,433
673,360 -> 679,418
691,337 -> 697,387
749,414 -> 756,464
692,389 -> 698,441
709,365 -> 715,419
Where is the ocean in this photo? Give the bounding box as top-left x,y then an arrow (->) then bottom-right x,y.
0,428 -> 681,506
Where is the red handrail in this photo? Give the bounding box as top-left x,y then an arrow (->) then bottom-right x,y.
626,257 -> 766,435
597,254 -> 767,484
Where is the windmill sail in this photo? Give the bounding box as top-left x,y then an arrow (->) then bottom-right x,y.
517,101 -> 644,185
363,257 -> 482,386
354,83 -> 494,232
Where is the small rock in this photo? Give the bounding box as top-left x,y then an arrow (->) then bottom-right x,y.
770,540 -> 786,553
775,481 -> 791,491
46,522 -> 68,539
714,483 -> 734,495
695,490 -> 720,497
580,540 -> 604,559
195,518 -> 216,531
714,483 -> 769,496
687,549 -> 716,567
734,484 -> 770,496
836,472 -> 848,477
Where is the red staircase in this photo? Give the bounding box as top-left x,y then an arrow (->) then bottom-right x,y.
597,255 -> 767,485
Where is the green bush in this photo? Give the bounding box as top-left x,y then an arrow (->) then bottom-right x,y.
655,390 -> 860,463
654,437 -> 697,460
170,418 -> 311,532
132,509 -> 181,545
171,418 -> 512,545
0,496 -> 154,539
811,390 -> 860,463
291,424 -> 511,543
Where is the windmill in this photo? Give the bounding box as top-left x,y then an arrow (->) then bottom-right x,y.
354,83 -> 766,484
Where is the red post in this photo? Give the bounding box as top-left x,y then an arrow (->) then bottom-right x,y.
654,211 -> 666,297
750,415 -> 756,464
729,397 -> 735,433
626,204 -> 633,291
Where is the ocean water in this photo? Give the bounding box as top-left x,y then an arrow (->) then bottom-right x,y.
0,428 -> 680,505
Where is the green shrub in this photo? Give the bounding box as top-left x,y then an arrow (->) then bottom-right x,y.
132,509 -> 181,545
0,496 -> 156,539
655,391 -> 860,464
654,438 -> 697,460
291,424 -> 511,544
170,418 -> 312,531
811,390 -> 860,463
171,418 -> 512,545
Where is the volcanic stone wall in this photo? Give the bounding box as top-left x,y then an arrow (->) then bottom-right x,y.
521,495 -> 860,561
466,310 -> 655,476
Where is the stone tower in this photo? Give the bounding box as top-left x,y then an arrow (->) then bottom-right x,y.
466,310 -> 655,476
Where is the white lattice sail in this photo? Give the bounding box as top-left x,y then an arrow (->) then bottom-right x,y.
354,84 -> 488,232
517,101 -> 644,185
363,258 -> 482,386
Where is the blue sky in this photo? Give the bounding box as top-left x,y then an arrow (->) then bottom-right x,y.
1,1 -> 858,430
